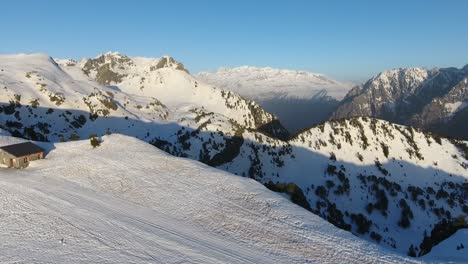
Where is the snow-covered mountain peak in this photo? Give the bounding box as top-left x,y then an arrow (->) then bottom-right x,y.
0,52 -> 289,141
376,67 -> 428,78
102,50 -> 122,57
0,53 -> 60,70
0,53 -> 52,61
68,53 -> 285,133
155,55 -> 189,72
80,52 -> 188,73
332,64 -> 468,139
369,67 -> 429,92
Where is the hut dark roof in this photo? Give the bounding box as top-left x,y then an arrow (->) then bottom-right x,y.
0,142 -> 45,157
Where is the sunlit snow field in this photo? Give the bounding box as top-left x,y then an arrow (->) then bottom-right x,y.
0,133 -> 419,263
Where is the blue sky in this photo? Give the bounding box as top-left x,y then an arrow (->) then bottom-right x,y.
1,0 -> 467,81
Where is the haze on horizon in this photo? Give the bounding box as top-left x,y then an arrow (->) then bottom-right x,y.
1,0 -> 467,82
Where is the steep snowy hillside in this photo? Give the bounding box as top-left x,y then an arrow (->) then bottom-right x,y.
196,67 -> 352,133
211,117 -> 468,257
0,134 -> 416,263
332,66 -> 468,139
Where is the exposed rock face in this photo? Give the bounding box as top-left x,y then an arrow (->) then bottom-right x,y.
154,56 -> 189,73
82,52 -> 131,85
81,53 -> 189,86
332,66 -> 468,139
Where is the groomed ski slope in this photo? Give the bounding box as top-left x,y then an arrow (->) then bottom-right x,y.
0,133 -> 419,263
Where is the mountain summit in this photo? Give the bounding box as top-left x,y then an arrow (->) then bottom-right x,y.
332,66 -> 468,139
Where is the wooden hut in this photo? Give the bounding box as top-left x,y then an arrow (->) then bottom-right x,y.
0,142 -> 45,169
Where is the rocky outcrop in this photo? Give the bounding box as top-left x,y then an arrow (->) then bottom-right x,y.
153,56 -> 189,73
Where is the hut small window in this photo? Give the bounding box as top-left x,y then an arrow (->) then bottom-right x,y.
24,157 -> 27,163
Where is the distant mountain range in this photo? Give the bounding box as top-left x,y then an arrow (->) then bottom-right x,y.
198,65 -> 468,140
196,67 -> 353,134
0,53 -> 466,259
332,66 -> 468,139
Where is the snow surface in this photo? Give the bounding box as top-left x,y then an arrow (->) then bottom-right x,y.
0,129 -> 11,137
0,134 -> 417,263
423,229 -> 468,263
